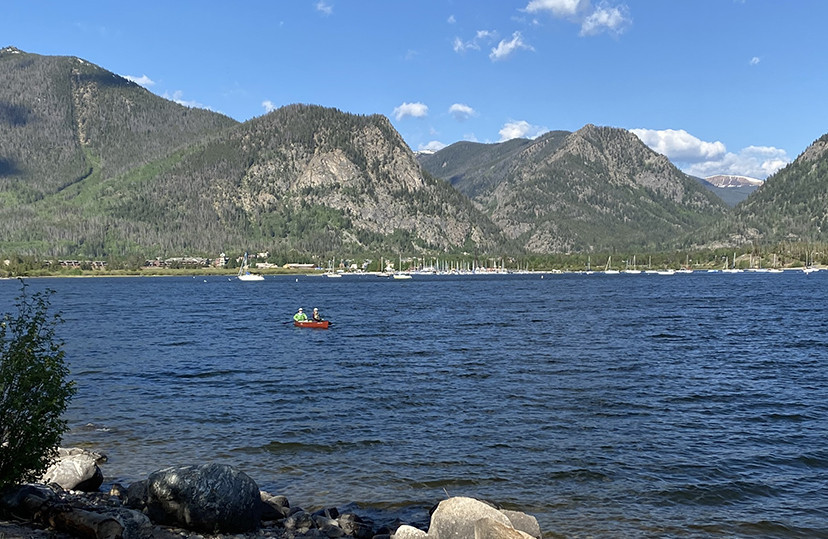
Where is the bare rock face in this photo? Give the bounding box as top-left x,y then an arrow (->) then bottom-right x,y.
140,463 -> 262,533
799,135 -> 828,163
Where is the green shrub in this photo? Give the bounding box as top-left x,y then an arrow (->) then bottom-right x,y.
0,281 -> 76,488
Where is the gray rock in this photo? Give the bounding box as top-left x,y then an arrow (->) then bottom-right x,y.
284,509 -> 315,532
339,512 -> 375,539
393,524 -> 428,539
0,483 -> 151,539
313,506 -> 340,519
260,491 -> 290,520
474,518 -> 529,539
40,447 -> 105,491
500,509 -> 541,539
97,506 -> 154,539
429,497 -> 512,539
320,522 -> 345,538
124,479 -> 149,511
143,463 -> 262,533
0,483 -> 60,516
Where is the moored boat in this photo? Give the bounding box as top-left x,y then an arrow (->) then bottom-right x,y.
238,252 -> 264,281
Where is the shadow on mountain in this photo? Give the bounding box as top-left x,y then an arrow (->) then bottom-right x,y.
0,157 -> 21,176
0,102 -> 34,126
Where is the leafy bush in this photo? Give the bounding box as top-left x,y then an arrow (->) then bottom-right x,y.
0,281 -> 76,487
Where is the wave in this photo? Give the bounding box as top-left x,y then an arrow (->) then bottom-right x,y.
654,480 -> 779,506
233,439 -> 385,455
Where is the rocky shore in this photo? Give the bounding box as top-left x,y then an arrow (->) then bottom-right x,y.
0,449 -> 543,539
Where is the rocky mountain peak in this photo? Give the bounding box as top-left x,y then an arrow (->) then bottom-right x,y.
799,134 -> 828,163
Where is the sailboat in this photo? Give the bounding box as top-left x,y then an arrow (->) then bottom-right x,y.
722,252 -> 742,273
676,254 -> 693,273
622,255 -> 642,274
238,252 -> 264,281
604,256 -> 620,274
803,251 -> 820,274
393,254 -> 412,279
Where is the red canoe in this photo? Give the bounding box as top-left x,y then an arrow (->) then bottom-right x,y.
294,320 -> 330,329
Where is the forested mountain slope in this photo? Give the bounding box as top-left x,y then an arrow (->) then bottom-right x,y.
95,104 -> 505,256
0,46 -> 237,201
701,133 -> 828,245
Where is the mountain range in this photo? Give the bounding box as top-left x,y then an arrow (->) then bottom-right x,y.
1,47 -> 826,260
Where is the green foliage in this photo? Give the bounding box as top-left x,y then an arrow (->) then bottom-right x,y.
0,281 -> 76,488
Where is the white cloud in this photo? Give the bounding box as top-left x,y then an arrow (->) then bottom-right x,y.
449,103 -> 477,121
447,15 -> 456,24
453,30 -> 497,53
420,140 -> 447,152
630,128 -> 726,162
123,74 -> 155,88
490,31 -> 534,61
262,100 -> 276,113
580,3 -> 631,36
315,1 -> 333,15
684,146 -> 789,180
393,102 -> 429,120
525,0 -> 589,17
525,0 -> 632,37
453,37 -> 474,53
499,120 -> 548,141
163,90 -> 212,111
750,56 -> 761,66
631,128 -> 789,179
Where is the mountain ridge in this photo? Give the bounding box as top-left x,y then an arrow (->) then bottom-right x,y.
421,124 -> 729,252
2,47 -> 827,259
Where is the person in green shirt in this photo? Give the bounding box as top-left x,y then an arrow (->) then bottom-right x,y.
293,308 -> 307,322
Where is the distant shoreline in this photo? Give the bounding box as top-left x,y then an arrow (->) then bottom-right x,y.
2,265 -> 821,280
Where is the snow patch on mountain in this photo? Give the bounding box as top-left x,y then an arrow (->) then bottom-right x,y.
705,174 -> 763,188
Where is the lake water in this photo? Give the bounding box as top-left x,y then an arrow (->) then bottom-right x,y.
2,272 -> 827,537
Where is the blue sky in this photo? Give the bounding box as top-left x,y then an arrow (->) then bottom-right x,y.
4,1 -> 826,179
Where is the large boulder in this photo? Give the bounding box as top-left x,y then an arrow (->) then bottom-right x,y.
428,497 -> 512,539
140,463 -> 262,533
40,448 -> 105,492
418,497 -> 543,539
